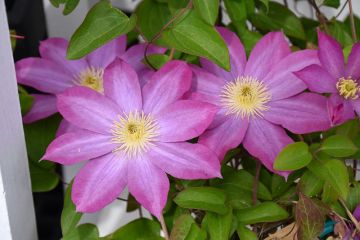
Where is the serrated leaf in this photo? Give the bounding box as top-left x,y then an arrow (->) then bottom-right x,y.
320,134 -> 358,157
193,0 -> 219,25
174,187 -> 228,214
274,142 -> 312,171
235,202 -> 289,224
61,182 -> 82,236
67,0 -> 136,59
63,223 -> 99,240
203,210 -> 232,240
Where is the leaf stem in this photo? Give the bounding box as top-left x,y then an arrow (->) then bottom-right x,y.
335,0 -> 349,19
159,214 -> 170,240
308,0 -> 329,33
252,160 -> 261,206
169,48 -> 175,60
348,0 -> 358,42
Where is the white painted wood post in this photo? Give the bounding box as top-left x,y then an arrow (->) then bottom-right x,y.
0,0 -> 38,239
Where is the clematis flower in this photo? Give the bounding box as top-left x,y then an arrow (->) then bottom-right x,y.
295,31 -> 360,126
16,35 -> 164,123
42,60 -> 221,218
191,27 -> 330,177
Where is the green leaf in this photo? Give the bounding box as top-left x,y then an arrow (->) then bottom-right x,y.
224,0 -> 249,24
257,0 -> 269,12
320,134 -> 358,157
323,0 -> 340,8
299,170 -> 324,197
232,24 -> 261,56
170,214 -> 195,240
237,224 -> 257,240
29,161 -> 59,192
346,183 -> 360,212
274,142 -> 312,171
203,210 -> 232,240
159,10 -> 230,70
185,224 -> 207,240
335,119 -> 359,140
63,223 -> 99,240
67,0 -> 136,59
136,0 -> 172,41
61,182 -> 82,236
193,0 -> 219,25
174,187 -> 228,214
295,193 -> 329,240
105,218 -> 162,240
308,158 -> 349,199
250,2 -> 306,40
49,0 -> 66,8
235,202 -> 289,224
328,21 -> 353,47
18,86 -> 33,115
143,54 -> 170,70
322,182 -> 339,204
126,193 -> 140,212
63,0 -> 80,15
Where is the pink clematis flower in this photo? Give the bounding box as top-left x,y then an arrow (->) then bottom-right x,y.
191,27 -> 330,177
295,31 -> 360,126
16,35 -> 164,123
42,60 -> 221,218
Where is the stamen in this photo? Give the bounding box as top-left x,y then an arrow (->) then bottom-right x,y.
336,77 -> 359,100
220,76 -> 271,119
74,67 -> 104,93
111,111 -> 158,157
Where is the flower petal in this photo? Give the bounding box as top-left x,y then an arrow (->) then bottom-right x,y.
318,31 -> 345,79
56,119 -> 80,137
156,100 -> 217,142
346,43 -> 360,79
142,60 -> 192,114
200,27 -> 246,81
86,36 -> 127,69
149,142 -> 221,179
57,87 -> 120,134
328,94 -> 355,126
39,38 -> 88,75
191,65 -> 225,97
264,50 -> 319,100
128,155 -> 169,219
199,117 -> 248,160
244,32 -> 291,80
264,93 -> 330,134
16,58 -> 74,94
243,118 -> 292,178
103,59 -> 142,112
72,153 -> 128,212
294,64 -> 337,93
23,94 -> 57,123
43,129 -> 114,165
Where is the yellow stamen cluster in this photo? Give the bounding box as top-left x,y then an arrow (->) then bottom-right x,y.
336,77 -> 359,100
74,67 -> 104,93
220,76 -> 271,119
111,111 -> 158,157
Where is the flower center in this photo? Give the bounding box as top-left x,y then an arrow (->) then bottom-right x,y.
74,67 -> 104,93
220,76 -> 271,118
336,77 -> 359,100
111,111 -> 158,157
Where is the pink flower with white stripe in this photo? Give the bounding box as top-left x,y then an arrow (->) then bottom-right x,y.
16,36 -> 164,123
295,31 -> 360,125
191,27 -> 330,177
42,60 -> 221,218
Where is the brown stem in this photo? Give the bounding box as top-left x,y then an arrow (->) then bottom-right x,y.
252,160 -> 261,206
348,0 -> 358,42
159,214 -> 170,240
339,199 -> 360,233
335,0 -> 349,19
138,207 -> 143,218
309,0 -> 328,32
169,48 -> 175,60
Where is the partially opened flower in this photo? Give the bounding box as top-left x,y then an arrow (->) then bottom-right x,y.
295,31 -> 360,126
191,27 -> 330,177
42,60 -> 221,218
16,36 -> 164,123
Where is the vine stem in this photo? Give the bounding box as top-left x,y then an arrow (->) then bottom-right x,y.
348,0 -> 358,42
252,160 -> 261,206
339,199 -> 360,233
159,214 -> 170,240
309,0 -> 329,33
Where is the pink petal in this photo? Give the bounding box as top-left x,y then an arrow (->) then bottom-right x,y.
39,38 -> 88,75
264,50 -> 319,100
86,36 -> 127,69
138,68 -> 155,87
244,32 -> 291,80
318,31 -> 345,79
156,100 -> 217,142
199,117 -> 248,160
43,129 -> 114,165
57,87 -> 120,134
294,64 -> 337,93
149,142 -> 221,179
264,93 -> 331,134
103,59 -> 142,112
121,43 -> 166,72
142,60 -> 192,114
353,205 -> 360,221
243,118 -> 292,178
200,27 -> 246,81
328,94 -> 355,126
72,153 -> 128,212
16,58 -> 74,94
191,65 -> 225,97
346,43 -> 360,79
128,154 -> 169,219
23,94 -> 57,123
56,119 -> 80,137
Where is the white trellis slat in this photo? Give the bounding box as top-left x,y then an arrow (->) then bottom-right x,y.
0,0 -> 37,239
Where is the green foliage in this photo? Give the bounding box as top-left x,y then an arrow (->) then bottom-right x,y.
224,0 -> 254,24
49,0 -> 80,15
193,0 -> 219,25
18,86 -> 33,115
143,54 -> 170,69
235,202 -> 289,224
320,134 -> 358,157
63,224 -> 99,240
299,170 -> 324,197
203,210 -> 233,240
274,142 -> 312,171
170,214 -> 204,240
237,224 -> 257,240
